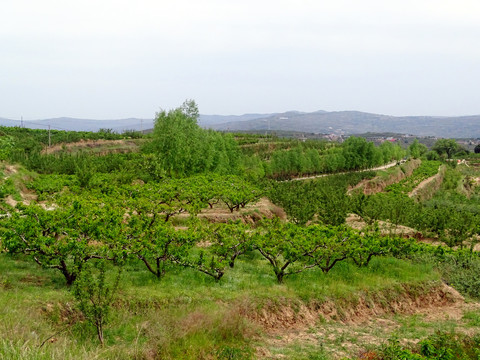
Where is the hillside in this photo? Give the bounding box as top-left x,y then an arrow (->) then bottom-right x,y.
3,110 -> 480,138
210,111 -> 480,138
2,108 -> 480,359
0,117 -> 154,133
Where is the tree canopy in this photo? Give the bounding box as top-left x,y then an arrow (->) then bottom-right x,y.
432,139 -> 459,159
144,100 -> 240,177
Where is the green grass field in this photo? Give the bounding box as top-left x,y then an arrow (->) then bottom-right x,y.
0,251 -> 447,359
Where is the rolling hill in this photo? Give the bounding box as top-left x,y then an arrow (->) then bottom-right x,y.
2,110 -> 480,138
208,111 -> 480,138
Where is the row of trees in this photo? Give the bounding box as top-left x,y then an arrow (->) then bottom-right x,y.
0,126 -> 129,159
3,196 -> 460,345
1,198 -> 423,286
268,171 -> 376,225
266,137 -> 405,179
265,158 -> 480,250
350,164 -> 480,249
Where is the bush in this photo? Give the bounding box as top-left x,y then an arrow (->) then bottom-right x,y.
73,260 -> 122,346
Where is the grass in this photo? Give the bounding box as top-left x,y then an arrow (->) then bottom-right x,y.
268,307 -> 480,359
463,311 -> 480,327
0,251 -> 446,359
385,160 -> 442,194
0,162 -> 38,202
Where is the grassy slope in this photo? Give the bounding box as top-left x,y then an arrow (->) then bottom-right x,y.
0,251 -> 442,359
2,156 -> 480,359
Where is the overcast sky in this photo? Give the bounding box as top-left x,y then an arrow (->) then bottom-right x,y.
1,0 -> 480,119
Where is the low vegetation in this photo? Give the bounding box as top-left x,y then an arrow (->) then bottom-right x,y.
1,101 -> 480,359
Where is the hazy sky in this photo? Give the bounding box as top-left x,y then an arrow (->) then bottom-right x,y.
2,0 -> 480,119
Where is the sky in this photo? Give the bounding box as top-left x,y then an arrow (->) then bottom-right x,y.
1,0 -> 480,119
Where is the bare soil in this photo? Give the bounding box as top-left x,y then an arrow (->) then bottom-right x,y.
197,197 -> 287,223
255,284 -> 480,359
3,164 -> 18,176
249,283 -> 465,332
408,166 -> 445,200
345,213 -> 424,239
5,195 -> 17,207
41,139 -> 139,155
348,159 -> 421,196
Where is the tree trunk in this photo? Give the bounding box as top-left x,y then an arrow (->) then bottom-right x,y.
275,270 -> 284,284
60,260 -> 76,286
96,320 -> 104,346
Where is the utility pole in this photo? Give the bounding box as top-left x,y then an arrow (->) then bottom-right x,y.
21,116 -> 23,128
140,119 -> 143,133
48,125 -> 51,147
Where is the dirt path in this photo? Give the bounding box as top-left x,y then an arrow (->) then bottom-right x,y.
408,166 -> 443,198
286,161 -> 398,182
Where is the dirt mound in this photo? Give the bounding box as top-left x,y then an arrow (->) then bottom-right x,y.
345,213 -> 422,238
198,197 -> 287,223
5,195 -> 17,207
3,164 -> 18,176
42,139 -> 139,155
1,164 -> 41,207
246,283 -> 466,333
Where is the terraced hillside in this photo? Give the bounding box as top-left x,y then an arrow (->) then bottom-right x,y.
1,121 -> 480,359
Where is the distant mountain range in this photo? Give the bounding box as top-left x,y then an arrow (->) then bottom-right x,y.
206,111 -> 480,138
0,117 -> 154,133
2,110 -> 480,138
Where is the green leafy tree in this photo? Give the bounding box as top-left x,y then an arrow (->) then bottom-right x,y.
303,225 -> 352,273
145,100 -> 240,176
219,176 -> 262,213
119,212 -> 196,279
432,139 -> 459,159
323,152 -> 346,173
119,180 -> 208,222
305,148 -> 322,173
349,227 -> 390,267
148,100 -> 201,176
349,193 -> 389,225
342,136 -> 376,170
441,211 -> 478,249
2,200 -> 119,285
187,249 -> 228,281
254,220 -> 313,283
268,181 -> 317,225
207,221 -> 254,269
408,139 -> 428,159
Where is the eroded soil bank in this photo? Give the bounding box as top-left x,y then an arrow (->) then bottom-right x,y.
249,282 -> 479,359
349,159 -> 421,195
